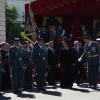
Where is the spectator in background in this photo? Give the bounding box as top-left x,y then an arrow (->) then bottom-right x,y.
40,26 -> 50,43
56,24 -> 66,42
47,41 -> 56,85
36,26 -> 42,39
0,49 -> 4,96
6,43 -> 11,50
1,42 -> 11,90
72,41 -> 84,86
77,24 -> 89,39
59,40 -> 75,89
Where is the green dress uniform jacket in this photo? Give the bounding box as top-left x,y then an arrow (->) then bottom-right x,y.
22,48 -> 32,88
80,41 -> 99,65
32,45 -> 48,69
8,46 -> 23,91
8,46 -> 23,69
80,41 -> 99,87
32,45 -> 48,90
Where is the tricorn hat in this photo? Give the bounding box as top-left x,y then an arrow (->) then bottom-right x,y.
13,38 -> 20,41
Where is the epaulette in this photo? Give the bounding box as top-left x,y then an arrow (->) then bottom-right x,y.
10,46 -> 15,49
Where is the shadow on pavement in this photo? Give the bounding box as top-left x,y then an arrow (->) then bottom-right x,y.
25,88 -> 37,93
16,93 -> 36,98
0,96 -> 11,100
70,87 -> 90,93
42,90 -> 62,96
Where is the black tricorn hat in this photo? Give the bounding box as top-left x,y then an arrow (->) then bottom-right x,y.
23,41 -> 28,44
13,38 -> 20,41
96,38 -> 100,43
38,38 -> 44,41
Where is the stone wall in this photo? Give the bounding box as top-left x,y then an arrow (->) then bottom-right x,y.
0,0 -> 6,42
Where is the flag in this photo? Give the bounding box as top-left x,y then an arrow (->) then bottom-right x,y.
21,3 -> 37,45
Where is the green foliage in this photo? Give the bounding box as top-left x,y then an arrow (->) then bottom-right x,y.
6,2 -> 24,41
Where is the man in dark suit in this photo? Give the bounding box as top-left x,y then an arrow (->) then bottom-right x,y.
78,36 -> 99,89
56,25 -> 66,42
77,24 -> 89,39
40,26 -> 50,43
73,41 -> 84,86
36,26 -> 42,39
47,41 -> 56,85
32,38 -> 48,91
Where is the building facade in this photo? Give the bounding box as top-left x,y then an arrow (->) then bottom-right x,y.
0,0 -> 6,42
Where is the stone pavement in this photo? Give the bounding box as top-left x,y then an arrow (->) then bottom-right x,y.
0,83 -> 100,100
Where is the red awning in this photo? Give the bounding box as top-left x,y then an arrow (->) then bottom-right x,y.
25,0 -> 100,42
25,0 -> 100,17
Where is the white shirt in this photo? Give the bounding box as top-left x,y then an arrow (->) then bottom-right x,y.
50,48 -> 54,53
88,41 -> 92,47
75,46 -> 79,53
82,28 -> 85,31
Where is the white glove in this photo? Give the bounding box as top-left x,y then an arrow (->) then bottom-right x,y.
78,58 -> 82,62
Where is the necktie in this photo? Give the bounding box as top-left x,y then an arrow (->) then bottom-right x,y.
76,48 -> 78,54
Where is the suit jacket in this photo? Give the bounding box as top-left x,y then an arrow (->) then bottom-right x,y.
56,29 -> 63,41
80,41 -> 99,65
36,28 -> 42,39
32,45 -> 48,68
40,31 -> 50,43
48,48 -> 56,67
8,46 -> 23,69
73,47 -> 84,63
77,28 -> 89,38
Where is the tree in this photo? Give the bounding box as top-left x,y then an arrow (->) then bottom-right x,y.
6,3 -> 24,42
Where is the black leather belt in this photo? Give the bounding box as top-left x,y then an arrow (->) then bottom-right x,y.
23,59 -> 30,60
13,58 -> 22,60
36,57 -> 47,60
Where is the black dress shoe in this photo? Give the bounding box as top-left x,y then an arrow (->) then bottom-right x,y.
77,83 -> 80,86
92,86 -> 96,89
49,83 -> 56,85
36,89 -> 42,92
25,87 -> 32,90
13,90 -> 22,94
41,88 -> 46,91
17,90 -> 22,93
89,85 -> 92,88
13,91 -> 17,94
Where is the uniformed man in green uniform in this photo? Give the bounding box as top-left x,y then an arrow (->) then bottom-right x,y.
96,38 -> 100,78
0,52 -> 4,96
22,41 -> 32,89
8,38 -> 23,93
78,36 -> 99,89
32,38 -> 48,91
